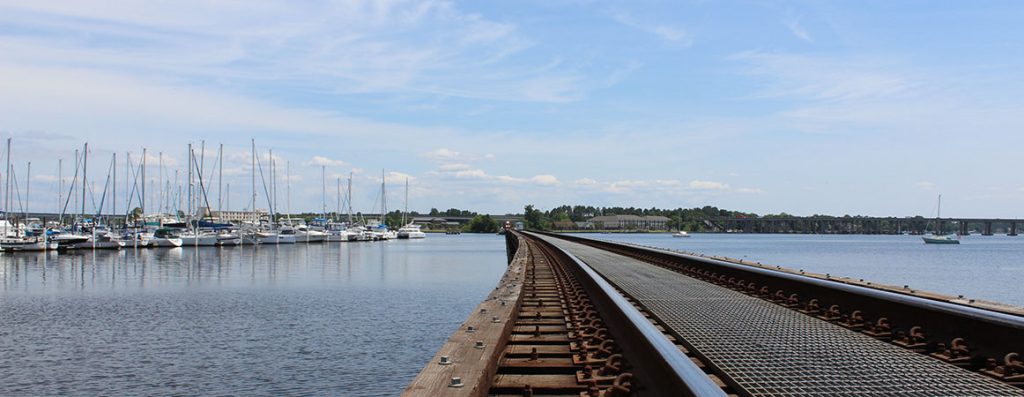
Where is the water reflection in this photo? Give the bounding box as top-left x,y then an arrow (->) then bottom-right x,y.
0,235 -> 507,396
2,241 -> 457,292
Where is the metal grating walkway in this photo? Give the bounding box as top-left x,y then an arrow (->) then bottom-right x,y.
539,235 -> 1022,396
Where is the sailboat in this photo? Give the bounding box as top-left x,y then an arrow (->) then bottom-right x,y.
922,194 -> 959,244
396,178 -> 425,239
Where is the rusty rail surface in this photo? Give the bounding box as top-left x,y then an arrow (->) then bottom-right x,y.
538,232 -> 1024,388
405,231 -> 733,396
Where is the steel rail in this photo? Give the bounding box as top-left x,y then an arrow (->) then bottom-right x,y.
525,232 -> 729,397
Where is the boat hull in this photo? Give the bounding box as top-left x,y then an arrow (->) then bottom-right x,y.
923,236 -> 960,244
0,239 -> 57,252
180,235 -> 219,246
150,238 -> 184,247
296,232 -> 326,243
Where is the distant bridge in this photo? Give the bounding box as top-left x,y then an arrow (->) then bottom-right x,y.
709,216 -> 1023,236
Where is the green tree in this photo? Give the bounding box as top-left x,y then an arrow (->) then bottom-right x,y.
130,207 -> 143,223
524,205 -> 549,230
466,214 -> 498,233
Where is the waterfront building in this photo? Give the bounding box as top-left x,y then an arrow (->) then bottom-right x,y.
588,215 -> 670,230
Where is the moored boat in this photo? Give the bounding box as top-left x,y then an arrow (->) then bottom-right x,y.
923,195 -> 960,245
149,228 -> 184,247
0,237 -> 57,252
396,224 -> 426,239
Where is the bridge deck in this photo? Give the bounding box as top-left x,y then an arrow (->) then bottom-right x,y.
537,235 -> 1021,396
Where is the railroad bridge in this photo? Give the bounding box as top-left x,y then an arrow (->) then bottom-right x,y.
709,216 -> 1024,236
404,231 -> 1024,396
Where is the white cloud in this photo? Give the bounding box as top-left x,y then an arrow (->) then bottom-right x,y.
454,169 -> 488,179
306,155 -> 347,167
32,174 -> 58,183
425,148 -> 461,160
531,174 -> 560,186
387,171 -> 416,182
783,14 -> 813,43
437,163 -> 472,172
689,180 -> 730,190
732,51 -> 918,102
495,175 -> 526,183
736,187 -> 764,194
607,10 -> 693,46
574,178 -> 598,186
915,181 -> 935,190
0,0 -> 597,103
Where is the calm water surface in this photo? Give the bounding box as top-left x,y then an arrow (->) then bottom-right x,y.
0,234 -> 506,396
569,233 -> 1024,307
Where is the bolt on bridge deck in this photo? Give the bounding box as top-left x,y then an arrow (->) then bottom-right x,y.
536,234 -> 1021,396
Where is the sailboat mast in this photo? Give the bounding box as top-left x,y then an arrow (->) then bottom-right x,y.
25,161 -> 30,219
184,147 -> 189,219
218,143 -> 223,213
286,161 -> 291,224
321,165 -> 326,220
73,149 -> 78,221
4,137 -> 10,223
251,139 -> 256,224
112,153 -> 116,222
347,172 -> 353,225
381,169 -> 386,226
81,142 -> 88,219
403,178 -> 408,226
270,149 -> 276,224
159,152 -> 164,215
58,158 -> 62,223
141,147 -> 146,219
336,177 -> 341,222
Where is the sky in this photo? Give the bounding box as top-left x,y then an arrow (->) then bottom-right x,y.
1,0 -> 1023,218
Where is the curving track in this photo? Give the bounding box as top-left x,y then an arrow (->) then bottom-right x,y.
533,232 -> 1024,396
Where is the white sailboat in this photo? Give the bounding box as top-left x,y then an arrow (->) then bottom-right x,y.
922,194 -> 959,244
396,178 -> 426,239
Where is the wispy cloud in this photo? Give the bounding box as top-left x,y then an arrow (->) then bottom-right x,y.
689,180 -> 730,190
305,155 -> 347,167
531,174 -> 560,186
0,0 -> 595,103
606,9 -> 693,46
732,51 -> 919,102
424,148 -> 462,161
783,13 -> 813,43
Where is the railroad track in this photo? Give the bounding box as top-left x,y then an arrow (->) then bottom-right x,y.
538,232 -> 1024,391
405,231 -> 731,396
490,234 -> 733,396
406,231 -> 1022,396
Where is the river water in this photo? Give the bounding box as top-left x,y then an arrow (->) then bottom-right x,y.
568,233 -> 1024,307
0,234 -> 507,397
3,233 -> 1022,396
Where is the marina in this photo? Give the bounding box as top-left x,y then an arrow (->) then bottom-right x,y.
3,1 -> 1024,395
0,139 -> 430,254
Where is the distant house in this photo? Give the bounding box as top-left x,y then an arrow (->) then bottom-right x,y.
552,220 -> 576,230
574,221 -> 594,229
589,215 -> 670,230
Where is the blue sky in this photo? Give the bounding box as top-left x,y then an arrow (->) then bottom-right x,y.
2,1 -> 1023,217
